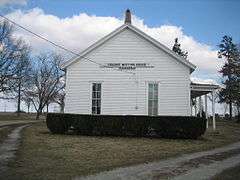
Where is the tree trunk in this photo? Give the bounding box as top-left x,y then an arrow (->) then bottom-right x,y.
36,111 -> 40,120
36,109 -> 42,120
60,98 -> 65,113
229,102 -> 232,120
237,106 -> 240,123
46,103 -> 49,113
17,81 -> 21,116
60,104 -> 64,113
27,104 -> 30,113
228,73 -> 233,121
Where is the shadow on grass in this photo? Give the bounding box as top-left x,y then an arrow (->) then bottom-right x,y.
41,129 -> 209,144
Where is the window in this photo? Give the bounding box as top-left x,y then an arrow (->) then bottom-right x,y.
148,83 -> 158,116
92,83 -> 101,114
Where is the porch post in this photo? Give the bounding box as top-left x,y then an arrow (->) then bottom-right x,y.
199,96 -> 202,117
194,98 -> 197,116
212,91 -> 216,130
190,98 -> 193,116
205,94 -> 208,128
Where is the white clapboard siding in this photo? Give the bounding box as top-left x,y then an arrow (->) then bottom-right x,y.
65,28 -> 191,116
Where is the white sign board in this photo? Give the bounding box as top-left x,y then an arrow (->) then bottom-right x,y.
100,63 -> 154,70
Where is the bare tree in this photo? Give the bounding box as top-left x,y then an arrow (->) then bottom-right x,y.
0,20 -> 29,94
21,95 -> 32,113
26,53 -> 65,119
207,91 -> 219,103
52,88 -> 65,113
13,43 -> 31,114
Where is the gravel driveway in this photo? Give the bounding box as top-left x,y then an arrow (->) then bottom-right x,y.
77,141 -> 240,180
0,125 -> 28,174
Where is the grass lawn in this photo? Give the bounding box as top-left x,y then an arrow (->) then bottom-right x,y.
4,119 -> 240,180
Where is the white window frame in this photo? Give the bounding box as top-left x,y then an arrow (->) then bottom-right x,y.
147,82 -> 159,116
91,82 -> 102,115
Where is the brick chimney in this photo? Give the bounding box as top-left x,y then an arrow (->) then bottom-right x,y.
124,9 -> 131,24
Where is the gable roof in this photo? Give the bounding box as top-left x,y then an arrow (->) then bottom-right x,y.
61,23 -> 196,73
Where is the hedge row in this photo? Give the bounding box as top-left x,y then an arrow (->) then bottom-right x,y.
46,113 -> 206,139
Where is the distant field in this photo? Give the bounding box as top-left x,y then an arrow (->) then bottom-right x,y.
4,119 -> 240,180
0,112 -> 45,121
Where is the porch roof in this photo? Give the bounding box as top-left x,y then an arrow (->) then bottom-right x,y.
190,82 -> 219,98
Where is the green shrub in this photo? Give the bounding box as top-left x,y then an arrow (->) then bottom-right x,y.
70,114 -> 94,135
93,115 -> 124,136
150,116 -> 206,139
46,113 -> 68,134
46,113 -> 206,139
123,116 -> 149,136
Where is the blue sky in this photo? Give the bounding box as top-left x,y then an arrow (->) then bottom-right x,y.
12,0 -> 240,48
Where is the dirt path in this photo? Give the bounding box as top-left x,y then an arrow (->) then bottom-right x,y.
0,125 -> 28,174
77,141 -> 240,180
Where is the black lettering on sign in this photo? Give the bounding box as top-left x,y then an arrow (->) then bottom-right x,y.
100,63 -> 154,70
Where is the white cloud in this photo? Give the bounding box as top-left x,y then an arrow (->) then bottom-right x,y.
0,0 -> 27,6
190,77 -> 218,85
6,8 -> 223,76
130,16 -> 223,73
7,8 -> 122,57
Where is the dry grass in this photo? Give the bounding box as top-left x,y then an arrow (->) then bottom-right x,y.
5,120 -> 240,180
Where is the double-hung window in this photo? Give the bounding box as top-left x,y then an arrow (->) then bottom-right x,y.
92,83 -> 101,114
148,83 -> 158,116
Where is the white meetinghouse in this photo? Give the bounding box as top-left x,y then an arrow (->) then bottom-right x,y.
62,9 -> 218,128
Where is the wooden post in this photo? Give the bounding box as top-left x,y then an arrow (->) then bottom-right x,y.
205,94 -> 208,129
199,96 -> 202,117
190,98 -> 193,116
194,98 -> 197,116
212,91 -> 216,130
